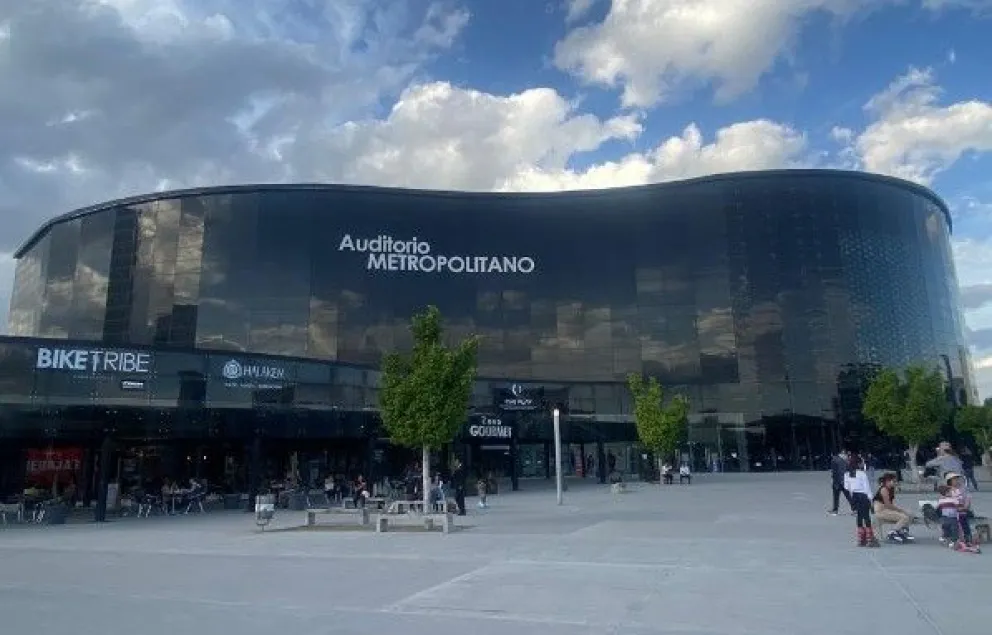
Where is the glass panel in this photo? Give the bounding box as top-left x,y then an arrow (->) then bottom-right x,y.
37,219 -> 82,338
68,211 -> 114,339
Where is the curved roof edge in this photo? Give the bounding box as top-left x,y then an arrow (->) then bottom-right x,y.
14,168 -> 952,258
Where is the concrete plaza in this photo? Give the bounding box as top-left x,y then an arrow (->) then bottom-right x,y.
1,472 -> 987,635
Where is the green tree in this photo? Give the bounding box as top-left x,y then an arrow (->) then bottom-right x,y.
627,374 -> 690,482
380,306 -> 479,509
955,404 -> 992,465
863,364 -> 949,479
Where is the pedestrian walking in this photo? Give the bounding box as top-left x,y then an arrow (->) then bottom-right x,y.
829,450 -> 853,515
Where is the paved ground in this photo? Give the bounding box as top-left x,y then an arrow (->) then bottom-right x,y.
1,473 -> 988,635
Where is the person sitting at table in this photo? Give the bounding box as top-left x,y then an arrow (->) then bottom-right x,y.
352,475 -> 369,508
661,463 -> 674,485
323,475 -> 339,503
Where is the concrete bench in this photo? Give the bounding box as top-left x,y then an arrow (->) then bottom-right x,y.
387,500 -> 425,514
342,497 -> 387,510
304,507 -> 370,527
374,512 -> 454,534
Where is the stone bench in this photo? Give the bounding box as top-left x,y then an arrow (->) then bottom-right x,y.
374,512 -> 454,534
387,500 -> 425,514
342,497 -> 386,510
304,507 -> 370,527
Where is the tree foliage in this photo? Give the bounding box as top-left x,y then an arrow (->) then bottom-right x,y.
379,305 -> 479,450
627,374 -> 690,463
862,364 -> 948,449
955,404 -> 992,455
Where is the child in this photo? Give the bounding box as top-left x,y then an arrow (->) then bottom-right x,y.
476,476 -> 488,509
935,484 -> 960,544
844,452 -> 879,547
945,472 -> 974,546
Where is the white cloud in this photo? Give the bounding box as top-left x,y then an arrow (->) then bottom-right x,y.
504,121 -> 807,191
847,67 -> 992,185
290,82 -> 644,191
563,0 -> 601,23
921,0 -> 992,12
552,0 -> 985,109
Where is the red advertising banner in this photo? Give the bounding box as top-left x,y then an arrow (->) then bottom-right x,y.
25,448 -> 83,487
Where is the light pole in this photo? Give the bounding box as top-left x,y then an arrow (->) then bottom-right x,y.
553,407 -> 563,505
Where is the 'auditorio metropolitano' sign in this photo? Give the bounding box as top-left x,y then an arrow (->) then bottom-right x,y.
338,234 -> 536,274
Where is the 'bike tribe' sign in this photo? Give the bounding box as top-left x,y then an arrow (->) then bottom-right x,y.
36,347 -> 151,374
338,234 -> 536,275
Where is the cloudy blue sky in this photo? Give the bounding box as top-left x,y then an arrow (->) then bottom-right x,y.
2,0 -> 992,390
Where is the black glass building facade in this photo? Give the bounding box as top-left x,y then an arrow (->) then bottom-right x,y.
0,169 -> 976,494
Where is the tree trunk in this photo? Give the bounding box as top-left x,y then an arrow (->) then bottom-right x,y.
422,446 -> 431,513
657,457 -> 664,485
906,444 -> 919,483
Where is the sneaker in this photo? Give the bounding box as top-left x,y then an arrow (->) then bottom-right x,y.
887,531 -> 905,544
828,510 -> 839,516
897,528 -> 915,542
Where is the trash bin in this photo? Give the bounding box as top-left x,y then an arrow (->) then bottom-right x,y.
254,494 -> 275,529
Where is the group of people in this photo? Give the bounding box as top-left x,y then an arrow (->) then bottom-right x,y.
661,463 -> 692,485
830,442 -> 977,549
328,461 -> 493,516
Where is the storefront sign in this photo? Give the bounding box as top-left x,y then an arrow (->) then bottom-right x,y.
338,234 -> 536,275
36,347 -> 151,374
220,358 -> 287,389
25,448 -> 83,476
468,416 -> 513,439
497,383 -> 539,411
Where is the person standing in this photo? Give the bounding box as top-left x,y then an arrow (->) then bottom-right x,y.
451,459 -> 467,516
829,450 -> 853,516
844,453 -> 879,547
476,475 -> 489,509
960,447 -> 979,491
925,442 -> 964,484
